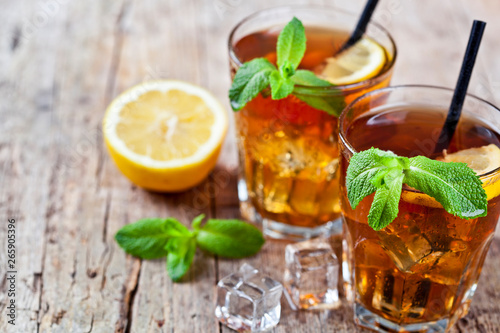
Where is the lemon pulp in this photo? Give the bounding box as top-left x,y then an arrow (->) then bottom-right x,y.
103,80 -> 228,192
319,37 -> 387,85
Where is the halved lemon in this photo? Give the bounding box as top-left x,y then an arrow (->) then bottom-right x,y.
402,144 -> 500,207
103,80 -> 228,192
319,37 -> 386,85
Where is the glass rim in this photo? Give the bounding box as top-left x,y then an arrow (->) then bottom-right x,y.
227,5 -> 398,92
339,84 -> 500,178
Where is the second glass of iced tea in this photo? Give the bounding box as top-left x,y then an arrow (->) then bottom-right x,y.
339,85 -> 500,332
228,6 -> 396,240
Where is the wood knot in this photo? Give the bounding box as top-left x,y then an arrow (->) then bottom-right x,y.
87,268 -> 98,278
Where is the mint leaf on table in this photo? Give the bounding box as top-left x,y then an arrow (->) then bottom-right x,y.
345,147 -> 488,231
229,58 -> 275,110
191,214 -> 205,230
196,219 -> 265,258
228,17 -> 337,114
166,237 -> 197,282
405,156 -> 487,219
114,218 -> 191,259
115,215 -> 265,282
276,16 -> 306,70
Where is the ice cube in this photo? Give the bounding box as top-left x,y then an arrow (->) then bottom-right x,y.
263,173 -> 293,214
284,238 -> 341,310
371,272 -> 402,318
215,264 -> 283,332
376,224 -> 433,272
289,178 -> 320,216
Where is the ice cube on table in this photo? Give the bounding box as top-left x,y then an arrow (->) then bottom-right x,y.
215,264 -> 283,332
284,238 -> 341,310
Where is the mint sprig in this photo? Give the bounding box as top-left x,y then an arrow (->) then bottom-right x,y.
276,16 -> 306,72
229,17 -> 342,114
346,148 -> 487,231
115,215 -> 265,282
229,58 -> 275,110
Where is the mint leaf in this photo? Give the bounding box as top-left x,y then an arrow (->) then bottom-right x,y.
279,62 -> 295,79
192,214 -> 204,230
166,237 -> 197,282
115,215 -> 266,282
115,218 -> 191,259
292,70 -> 332,87
270,70 -> 294,99
405,156 -> 487,219
346,148 -> 401,209
229,58 -> 275,110
346,148 -> 488,231
277,17 -> 306,70
196,219 -> 265,258
229,17 -> 347,115
368,168 -> 404,230
294,94 -> 346,116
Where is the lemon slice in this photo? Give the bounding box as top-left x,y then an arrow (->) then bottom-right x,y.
440,144 -> 500,176
440,144 -> 500,201
402,144 -> 500,207
103,80 -> 228,192
319,37 -> 386,85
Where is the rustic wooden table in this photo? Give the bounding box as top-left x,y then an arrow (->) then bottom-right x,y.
1,0 -> 500,332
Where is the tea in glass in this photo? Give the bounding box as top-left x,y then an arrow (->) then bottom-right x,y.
228,6 -> 396,239
339,86 -> 500,332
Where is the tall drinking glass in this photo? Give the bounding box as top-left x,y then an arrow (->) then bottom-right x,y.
339,85 -> 500,332
228,6 -> 397,240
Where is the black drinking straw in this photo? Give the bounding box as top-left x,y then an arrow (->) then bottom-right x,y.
338,0 -> 380,53
434,20 -> 486,154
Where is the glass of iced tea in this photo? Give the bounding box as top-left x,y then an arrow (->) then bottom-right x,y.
228,6 -> 397,240
339,85 -> 500,332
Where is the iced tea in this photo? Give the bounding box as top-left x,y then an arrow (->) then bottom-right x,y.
339,86 -> 500,332
229,7 -> 396,239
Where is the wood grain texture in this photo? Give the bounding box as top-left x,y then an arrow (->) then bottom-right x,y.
0,0 -> 499,332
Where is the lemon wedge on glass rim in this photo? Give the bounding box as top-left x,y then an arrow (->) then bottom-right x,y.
402,144 -> 500,207
103,80 -> 228,192
319,37 -> 386,85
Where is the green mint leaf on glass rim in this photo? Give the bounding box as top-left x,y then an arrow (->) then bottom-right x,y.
277,16 -> 306,71
114,218 -> 191,259
229,17 -> 340,114
292,69 -> 344,116
405,156 -> 487,219
270,70 -> 294,99
346,147 -> 487,231
346,148 -> 407,209
291,70 -> 331,86
229,58 -> 275,110
166,237 -> 197,282
294,94 -> 345,116
196,219 -> 265,258
368,168 -> 405,230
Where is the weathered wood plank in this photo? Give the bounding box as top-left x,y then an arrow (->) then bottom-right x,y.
0,0 -> 70,331
35,0 -> 132,331
2,1 -> 141,332
111,0 -> 221,332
